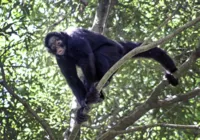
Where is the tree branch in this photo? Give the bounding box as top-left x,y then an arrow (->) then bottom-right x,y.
157,88 -> 200,107
91,0 -> 111,34
110,123 -> 200,135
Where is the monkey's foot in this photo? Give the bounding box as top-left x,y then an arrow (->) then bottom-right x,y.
76,107 -> 90,124
165,73 -> 178,86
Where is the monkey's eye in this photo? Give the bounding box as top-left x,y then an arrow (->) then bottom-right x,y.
56,40 -> 62,46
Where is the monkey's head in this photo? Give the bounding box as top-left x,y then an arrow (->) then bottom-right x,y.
44,32 -> 67,56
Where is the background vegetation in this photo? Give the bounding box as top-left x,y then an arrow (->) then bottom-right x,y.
0,0 -> 200,139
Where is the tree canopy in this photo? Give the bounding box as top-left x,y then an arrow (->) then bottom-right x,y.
0,0 -> 200,139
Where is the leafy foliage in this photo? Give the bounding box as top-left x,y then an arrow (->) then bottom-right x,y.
0,0 -> 200,139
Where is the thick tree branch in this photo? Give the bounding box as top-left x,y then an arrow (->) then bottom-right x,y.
0,64 -> 56,140
91,0 -> 111,34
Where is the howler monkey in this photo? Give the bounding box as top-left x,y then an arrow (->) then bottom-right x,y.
44,27 -> 178,123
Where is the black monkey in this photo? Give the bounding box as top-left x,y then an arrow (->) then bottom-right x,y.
44,27 -> 178,123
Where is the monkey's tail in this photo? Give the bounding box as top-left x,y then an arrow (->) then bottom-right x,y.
119,41 -> 178,86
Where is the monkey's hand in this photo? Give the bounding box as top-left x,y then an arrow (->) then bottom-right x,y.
86,85 -> 103,105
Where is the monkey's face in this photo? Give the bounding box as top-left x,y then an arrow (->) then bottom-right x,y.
47,36 -> 66,55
